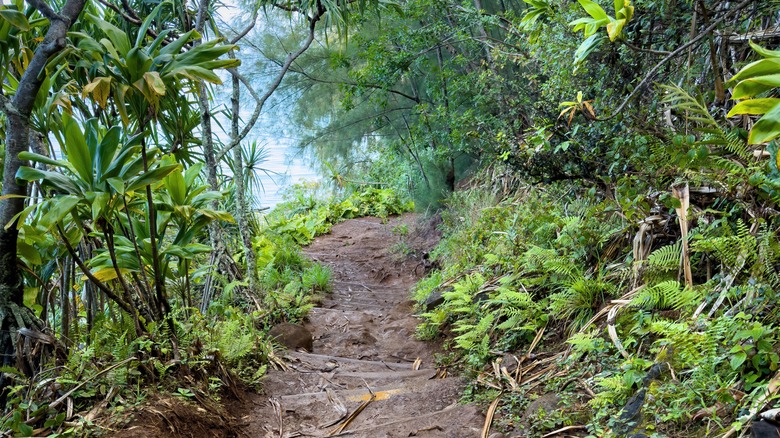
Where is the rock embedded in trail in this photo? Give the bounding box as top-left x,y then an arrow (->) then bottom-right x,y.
268,322 -> 314,352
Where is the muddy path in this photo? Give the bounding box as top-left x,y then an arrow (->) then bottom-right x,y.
240,214 -> 485,437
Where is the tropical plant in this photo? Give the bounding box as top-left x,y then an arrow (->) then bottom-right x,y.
727,41 -> 780,145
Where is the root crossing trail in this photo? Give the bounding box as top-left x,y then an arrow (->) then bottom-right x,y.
242,215 -> 485,437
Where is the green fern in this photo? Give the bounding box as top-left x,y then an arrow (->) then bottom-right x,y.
649,320 -> 717,369
550,277 -> 615,331
692,219 -> 756,268
522,245 -> 580,281
630,280 -> 698,311
646,241 -> 682,271
756,224 -> 780,288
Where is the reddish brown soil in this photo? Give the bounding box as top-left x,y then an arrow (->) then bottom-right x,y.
108,214 -> 486,437
240,214 -> 485,437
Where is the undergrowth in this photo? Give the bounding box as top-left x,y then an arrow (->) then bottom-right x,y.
415,173 -> 780,436
2,185 -> 411,436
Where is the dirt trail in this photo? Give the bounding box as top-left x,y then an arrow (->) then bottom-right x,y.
241,214 -> 485,437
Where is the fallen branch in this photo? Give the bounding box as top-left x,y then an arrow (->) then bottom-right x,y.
542,425 -> 588,438
607,305 -> 630,359
480,393 -> 502,438
328,387 -> 376,435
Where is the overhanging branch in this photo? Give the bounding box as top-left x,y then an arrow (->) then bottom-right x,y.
216,9 -> 323,163
595,0 -> 754,121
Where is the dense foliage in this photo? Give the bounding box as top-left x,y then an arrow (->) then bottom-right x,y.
3,0 -> 780,434
269,0 -> 780,435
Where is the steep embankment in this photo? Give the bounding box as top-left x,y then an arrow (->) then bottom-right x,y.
240,214 -> 485,437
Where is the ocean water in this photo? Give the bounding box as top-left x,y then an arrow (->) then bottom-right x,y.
252,143 -> 319,210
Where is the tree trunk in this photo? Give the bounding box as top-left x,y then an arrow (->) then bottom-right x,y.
230,55 -> 260,295
0,0 -> 88,399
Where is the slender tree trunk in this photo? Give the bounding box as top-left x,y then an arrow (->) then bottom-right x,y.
0,0 -> 88,399
194,0 -> 230,308
230,54 -> 260,295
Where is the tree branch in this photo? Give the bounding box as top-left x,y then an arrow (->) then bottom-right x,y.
277,60 -> 423,104
216,10 -> 323,162
596,0 -> 754,121
25,0 -> 65,23
57,226 -> 135,316
230,10 -> 259,44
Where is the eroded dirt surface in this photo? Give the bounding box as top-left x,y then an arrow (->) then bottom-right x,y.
240,214 -> 485,437
108,214 -> 485,437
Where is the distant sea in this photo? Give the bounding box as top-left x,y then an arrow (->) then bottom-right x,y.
254,143 -> 319,210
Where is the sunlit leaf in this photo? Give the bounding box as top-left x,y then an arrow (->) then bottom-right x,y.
82,76 -> 112,109
727,98 -> 780,117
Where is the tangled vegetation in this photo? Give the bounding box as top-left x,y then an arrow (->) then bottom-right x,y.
3,0 -> 780,435
272,0 -> 780,435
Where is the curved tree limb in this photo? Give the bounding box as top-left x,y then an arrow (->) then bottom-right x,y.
595,0 -> 754,122
0,0 -> 87,397
215,9 -> 324,163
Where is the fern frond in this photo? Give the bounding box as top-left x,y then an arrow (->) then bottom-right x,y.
646,241 -> 682,271
630,280 -> 698,311
660,84 -> 719,130
650,320 -> 717,368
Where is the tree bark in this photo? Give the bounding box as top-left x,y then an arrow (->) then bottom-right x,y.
0,0 -> 88,398
230,55 -> 260,295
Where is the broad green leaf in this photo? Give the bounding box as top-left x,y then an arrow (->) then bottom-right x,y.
114,83 -> 131,127
750,40 -> 780,59
136,0 -> 167,47
616,3 -> 633,20
97,126 -> 122,179
749,102 -> 780,144
198,209 -> 234,223
146,29 -> 172,56
0,9 -> 30,31
17,241 -> 41,265
18,151 -> 68,168
158,30 -> 197,57
70,32 -> 105,56
126,163 -> 181,192
728,59 -> 780,85
171,40 -> 234,65
184,162 -> 203,186
6,203 -> 37,230
573,34 -> 604,68
103,144 -> 140,180
23,287 -> 37,308
732,74 -> 780,100
577,0 -> 607,21
99,37 -> 121,62
62,113 -> 93,185
91,192 -> 110,221
727,98 -> 780,117
164,168 -> 186,206
126,47 -> 153,82
107,177 -> 125,194
89,14 -> 131,55
198,59 -> 242,70
39,195 -> 80,230
16,167 -> 80,194
164,65 -> 223,84
731,351 -> 747,369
